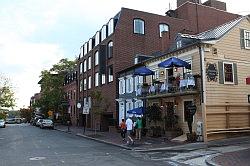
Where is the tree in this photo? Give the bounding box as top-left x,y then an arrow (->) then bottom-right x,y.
19,108 -> 32,122
34,58 -> 76,119
0,74 -> 15,109
90,90 -> 110,134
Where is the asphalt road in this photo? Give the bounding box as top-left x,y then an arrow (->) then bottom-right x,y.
0,124 -> 180,166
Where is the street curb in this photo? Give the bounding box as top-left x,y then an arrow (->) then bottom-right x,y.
54,128 -> 72,134
205,154 -> 221,166
76,133 -> 132,150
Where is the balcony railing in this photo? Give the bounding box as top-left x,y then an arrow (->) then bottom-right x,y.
136,75 -> 200,98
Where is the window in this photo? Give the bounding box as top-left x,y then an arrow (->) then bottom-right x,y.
79,62 -> 82,74
80,80 -> 83,92
101,25 -> 107,41
88,38 -> 92,52
119,78 -> 125,94
83,60 -> 87,72
134,76 -> 143,91
88,76 -> 91,89
83,78 -> 87,90
159,24 -> 169,37
95,31 -> 100,46
94,51 -> 99,66
134,19 -> 145,34
223,62 -> 234,83
183,59 -> 192,78
101,74 -> 106,85
135,100 -> 143,108
80,46 -> 83,58
176,40 -> 182,49
184,100 -> 193,122
95,72 -> 99,87
126,76 -> 134,93
107,41 -> 113,58
84,42 -> 88,55
126,100 -> 133,112
108,18 -> 114,36
244,30 -> 250,49
88,56 -> 91,70
108,65 -> 113,82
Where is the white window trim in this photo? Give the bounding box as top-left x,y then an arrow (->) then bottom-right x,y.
244,30 -> 250,49
119,78 -> 125,95
88,76 -> 92,89
83,78 -> 87,90
101,74 -> 106,85
88,57 -> 91,70
83,60 -> 87,72
223,62 -> 234,84
95,51 -> 99,66
134,19 -> 145,34
126,100 -> 133,112
95,73 -> 99,87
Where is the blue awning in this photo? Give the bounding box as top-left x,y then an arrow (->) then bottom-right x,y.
158,57 -> 191,69
127,107 -> 145,115
134,66 -> 154,76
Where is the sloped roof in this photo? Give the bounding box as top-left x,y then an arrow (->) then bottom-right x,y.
181,16 -> 245,40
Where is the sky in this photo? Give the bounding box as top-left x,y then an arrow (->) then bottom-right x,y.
0,0 -> 249,109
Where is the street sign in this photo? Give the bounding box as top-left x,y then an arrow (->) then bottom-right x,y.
82,107 -> 89,114
77,103 -> 81,109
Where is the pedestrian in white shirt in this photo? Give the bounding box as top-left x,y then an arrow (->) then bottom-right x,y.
125,116 -> 134,145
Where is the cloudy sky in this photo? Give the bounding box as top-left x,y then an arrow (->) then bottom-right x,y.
0,0 -> 249,109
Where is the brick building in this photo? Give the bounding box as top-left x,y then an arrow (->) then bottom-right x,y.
77,0 -> 239,131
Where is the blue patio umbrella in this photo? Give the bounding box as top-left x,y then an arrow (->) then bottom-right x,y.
134,66 -> 155,76
127,107 -> 145,115
158,57 -> 191,69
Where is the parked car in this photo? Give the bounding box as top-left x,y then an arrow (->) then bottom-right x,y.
36,119 -> 43,127
0,119 -> 6,128
40,119 -> 54,129
5,118 -> 16,124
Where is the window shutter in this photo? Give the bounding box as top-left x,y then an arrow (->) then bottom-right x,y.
233,63 -> 238,85
240,29 -> 245,49
218,61 -> 224,84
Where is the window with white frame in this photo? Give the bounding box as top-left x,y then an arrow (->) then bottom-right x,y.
84,42 -> 88,55
88,38 -> 92,52
80,80 -> 83,92
79,62 -> 82,74
80,46 -> 83,58
126,76 -> 134,93
83,60 -> 87,72
159,23 -> 169,37
107,41 -> 113,58
108,18 -> 114,36
134,76 -> 143,92
108,65 -> 113,82
95,72 -> 99,87
88,97 -> 91,108
134,100 -> 143,108
134,19 -> 145,35
101,74 -> 106,85
95,51 -> 99,66
223,62 -> 234,83
176,40 -> 182,49
126,100 -> 133,112
119,78 -> 125,94
101,25 -> 107,41
88,76 -> 91,89
95,31 -> 100,46
88,56 -> 91,70
83,78 -> 87,90
244,30 -> 250,49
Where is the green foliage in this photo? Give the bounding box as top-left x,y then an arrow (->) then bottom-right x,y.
0,112 -> 7,119
0,74 -> 15,108
35,58 -> 76,115
145,104 -> 162,125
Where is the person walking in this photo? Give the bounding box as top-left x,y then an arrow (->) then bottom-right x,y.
125,116 -> 134,145
135,117 -> 142,140
119,119 -> 126,141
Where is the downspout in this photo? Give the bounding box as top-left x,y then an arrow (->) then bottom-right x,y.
198,44 -> 207,142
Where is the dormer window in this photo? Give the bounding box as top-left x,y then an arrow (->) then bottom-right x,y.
176,40 -> 182,49
134,19 -> 145,35
159,24 -> 169,37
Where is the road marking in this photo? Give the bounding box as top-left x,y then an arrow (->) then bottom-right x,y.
29,157 -> 46,161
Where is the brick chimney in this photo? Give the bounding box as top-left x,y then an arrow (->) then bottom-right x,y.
203,0 -> 227,11
161,31 -> 170,52
177,0 -> 201,8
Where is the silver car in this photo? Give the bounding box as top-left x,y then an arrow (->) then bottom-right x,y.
40,119 -> 54,129
0,119 -> 6,128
